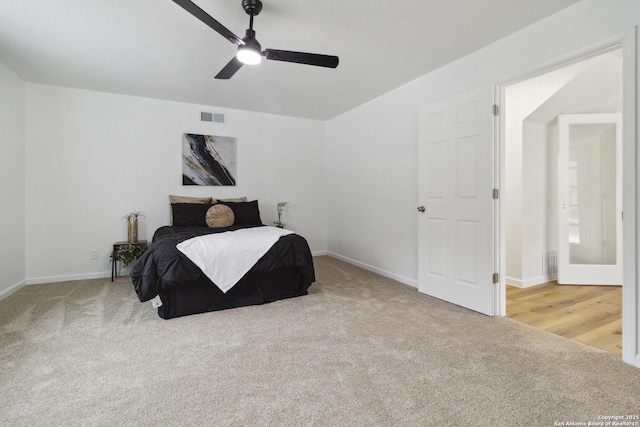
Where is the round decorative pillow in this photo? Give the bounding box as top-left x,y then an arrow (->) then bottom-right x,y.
205,204 -> 235,228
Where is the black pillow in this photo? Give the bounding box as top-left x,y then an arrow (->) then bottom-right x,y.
216,200 -> 262,225
171,203 -> 211,227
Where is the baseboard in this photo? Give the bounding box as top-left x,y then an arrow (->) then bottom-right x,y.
327,252 -> 418,288
0,279 -> 26,301
23,252 -> 413,290
506,274 -> 557,288
24,254 -> 332,286
26,271 -> 112,285
505,276 -> 524,288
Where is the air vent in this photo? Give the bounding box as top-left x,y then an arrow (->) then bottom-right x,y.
542,250 -> 558,276
200,112 -> 226,124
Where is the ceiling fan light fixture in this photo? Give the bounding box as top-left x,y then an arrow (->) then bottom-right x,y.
237,29 -> 262,65
237,46 -> 262,65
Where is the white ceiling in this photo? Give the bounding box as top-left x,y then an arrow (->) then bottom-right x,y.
0,0 -> 579,120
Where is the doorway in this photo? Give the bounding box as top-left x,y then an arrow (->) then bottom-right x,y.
502,47 -> 623,355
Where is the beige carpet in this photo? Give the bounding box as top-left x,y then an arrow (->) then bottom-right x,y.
1,256 -> 639,426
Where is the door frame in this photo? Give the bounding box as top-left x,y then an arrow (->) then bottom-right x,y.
493,27 -> 638,367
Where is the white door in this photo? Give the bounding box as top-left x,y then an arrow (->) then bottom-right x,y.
418,87 -> 496,315
557,113 -> 622,285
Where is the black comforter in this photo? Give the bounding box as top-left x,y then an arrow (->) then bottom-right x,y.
130,224 -> 315,318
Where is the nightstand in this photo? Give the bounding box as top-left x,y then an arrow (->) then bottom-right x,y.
111,240 -> 147,282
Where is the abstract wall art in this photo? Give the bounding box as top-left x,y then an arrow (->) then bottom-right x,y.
182,133 -> 237,186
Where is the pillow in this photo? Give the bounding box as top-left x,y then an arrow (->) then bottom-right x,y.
171,203 -> 211,227
205,204 -> 235,228
216,200 -> 262,225
169,195 -> 213,205
169,195 -> 213,225
217,197 -> 247,203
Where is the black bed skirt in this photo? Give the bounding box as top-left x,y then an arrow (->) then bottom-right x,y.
156,268 -> 311,319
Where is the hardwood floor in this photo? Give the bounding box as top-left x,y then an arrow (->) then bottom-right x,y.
506,281 -> 622,356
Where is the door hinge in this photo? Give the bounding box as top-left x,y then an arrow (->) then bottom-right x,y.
492,273 -> 499,284
492,104 -> 499,116
492,188 -> 499,200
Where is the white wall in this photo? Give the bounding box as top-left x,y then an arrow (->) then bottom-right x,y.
24,84 -> 327,283
326,0 -> 640,289
521,121 -> 548,282
0,62 -> 26,297
325,94 -> 419,285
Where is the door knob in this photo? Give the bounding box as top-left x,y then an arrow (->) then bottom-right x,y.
417,206 -> 425,213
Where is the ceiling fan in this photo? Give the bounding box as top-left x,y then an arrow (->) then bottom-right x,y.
172,0 -> 340,79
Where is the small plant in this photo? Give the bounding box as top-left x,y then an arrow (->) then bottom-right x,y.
274,201 -> 289,228
111,243 -> 146,267
123,211 -> 145,243
122,211 -> 145,221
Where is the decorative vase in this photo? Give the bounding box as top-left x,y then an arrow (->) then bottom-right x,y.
127,218 -> 138,243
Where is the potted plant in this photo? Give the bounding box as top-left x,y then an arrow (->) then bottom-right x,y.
111,243 -> 146,267
123,211 -> 145,243
274,202 -> 288,228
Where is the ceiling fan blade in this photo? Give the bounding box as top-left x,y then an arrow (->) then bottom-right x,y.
215,57 -> 244,79
264,49 -> 339,68
172,0 -> 243,45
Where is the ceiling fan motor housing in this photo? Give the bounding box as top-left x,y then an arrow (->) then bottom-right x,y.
241,29 -> 261,51
242,0 -> 262,16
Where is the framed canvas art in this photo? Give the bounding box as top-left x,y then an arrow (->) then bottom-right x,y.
182,133 -> 237,186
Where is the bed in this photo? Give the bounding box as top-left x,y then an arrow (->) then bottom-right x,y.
130,198 -> 315,319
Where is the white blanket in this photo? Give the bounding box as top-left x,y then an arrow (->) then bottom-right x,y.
176,226 -> 294,293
